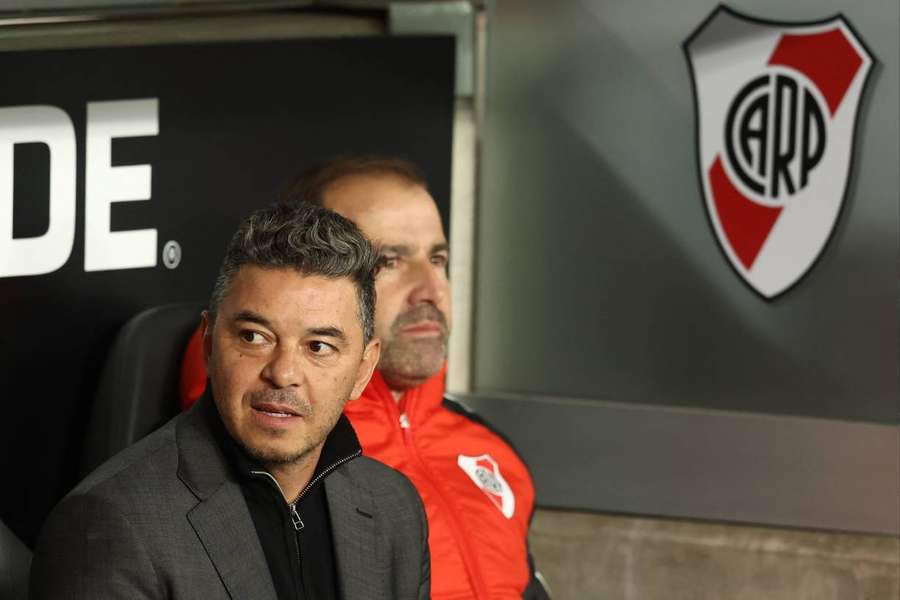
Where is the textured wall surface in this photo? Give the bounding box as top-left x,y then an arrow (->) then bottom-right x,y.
530,508 -> 900,600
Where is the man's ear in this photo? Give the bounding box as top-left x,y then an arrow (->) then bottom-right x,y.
350,338 -> 381,400
200,310 -> 213,368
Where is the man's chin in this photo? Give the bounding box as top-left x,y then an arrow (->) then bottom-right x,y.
378,350 -> 445,388
242,440 -> 311,467
381,371 -> 438,392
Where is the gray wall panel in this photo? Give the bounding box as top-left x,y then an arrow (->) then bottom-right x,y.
476,0 -> 899,423
461,392 -> 900,535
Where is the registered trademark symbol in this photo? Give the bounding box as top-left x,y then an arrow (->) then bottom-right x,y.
162,240 -> 182,270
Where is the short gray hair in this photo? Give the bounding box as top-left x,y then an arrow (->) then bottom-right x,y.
209,203 -> 377,344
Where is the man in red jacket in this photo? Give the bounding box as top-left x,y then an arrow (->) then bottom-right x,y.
183,157 -> 549,599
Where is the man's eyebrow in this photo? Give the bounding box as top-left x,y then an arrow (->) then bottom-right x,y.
379,243 -> 449,256
232,310 -> 272,329
379,244 -> 413,257
233,314 -> 347,342
308,326 -> 346,341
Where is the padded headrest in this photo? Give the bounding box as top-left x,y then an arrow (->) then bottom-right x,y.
80,302 -> 203,476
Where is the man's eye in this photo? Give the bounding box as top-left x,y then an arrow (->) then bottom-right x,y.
431,254 -> 448,267
308,341 -> 336,355
239,330 -> 265,344
378,255 -> 399,270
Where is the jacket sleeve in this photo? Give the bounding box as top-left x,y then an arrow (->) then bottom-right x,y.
417,499 -> 431,600
522,547 -> 551,599
30,493 -> 161,600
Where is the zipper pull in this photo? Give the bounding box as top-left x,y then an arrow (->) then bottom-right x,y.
399,413 -> 410,429
290,504 -> 304,530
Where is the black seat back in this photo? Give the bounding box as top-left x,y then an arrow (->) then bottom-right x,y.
0,519 -> 30,600
80,302 -> 203,476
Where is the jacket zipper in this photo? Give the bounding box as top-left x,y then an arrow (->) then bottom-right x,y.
250,449 -> 361,566
250,470 -> 305,568
396,406 -> 491,599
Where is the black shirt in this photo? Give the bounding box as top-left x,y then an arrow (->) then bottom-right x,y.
209,396 -> 362,600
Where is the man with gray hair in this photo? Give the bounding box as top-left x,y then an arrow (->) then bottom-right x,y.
30,203 -> 430,600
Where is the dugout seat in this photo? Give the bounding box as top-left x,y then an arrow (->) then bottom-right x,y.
0,519 -> 30,600
80,302 -> 204,476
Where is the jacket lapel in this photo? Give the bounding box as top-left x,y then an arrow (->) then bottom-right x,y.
326,467 -> 380,600
187,486 -> 277,600
176,395 -> 277,600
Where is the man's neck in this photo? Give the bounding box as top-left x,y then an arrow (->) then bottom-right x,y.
265,446 -> 322,503
381,372 -> 429,402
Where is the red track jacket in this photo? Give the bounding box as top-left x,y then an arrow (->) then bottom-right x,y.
345,366 -> 542,599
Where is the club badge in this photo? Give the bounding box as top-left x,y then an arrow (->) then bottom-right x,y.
457,454 -> 515,519
684,6 -> 874,298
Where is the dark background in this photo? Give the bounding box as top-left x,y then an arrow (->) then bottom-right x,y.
0,36 -> 455,545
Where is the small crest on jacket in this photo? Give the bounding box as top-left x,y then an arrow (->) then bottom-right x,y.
684,6 -> 874,298
457,454 -> 515,519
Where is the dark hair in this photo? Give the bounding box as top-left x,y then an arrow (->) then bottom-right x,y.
280,155 -> 428,206
209,203 -> 377,344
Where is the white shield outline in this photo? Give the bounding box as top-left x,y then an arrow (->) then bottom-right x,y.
684,5 -> 876,299
457,453 -> 516,519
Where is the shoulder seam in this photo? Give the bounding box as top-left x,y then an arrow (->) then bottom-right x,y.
441,396 -> 521,451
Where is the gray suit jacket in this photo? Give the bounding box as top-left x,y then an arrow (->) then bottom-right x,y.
30,398 -> 430,599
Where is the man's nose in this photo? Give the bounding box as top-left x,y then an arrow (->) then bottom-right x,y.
261,344 -> 303,388
408,260 -> 448,306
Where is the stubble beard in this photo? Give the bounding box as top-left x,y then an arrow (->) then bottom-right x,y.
241,388 -> 340,468
378,304 -> 448,389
